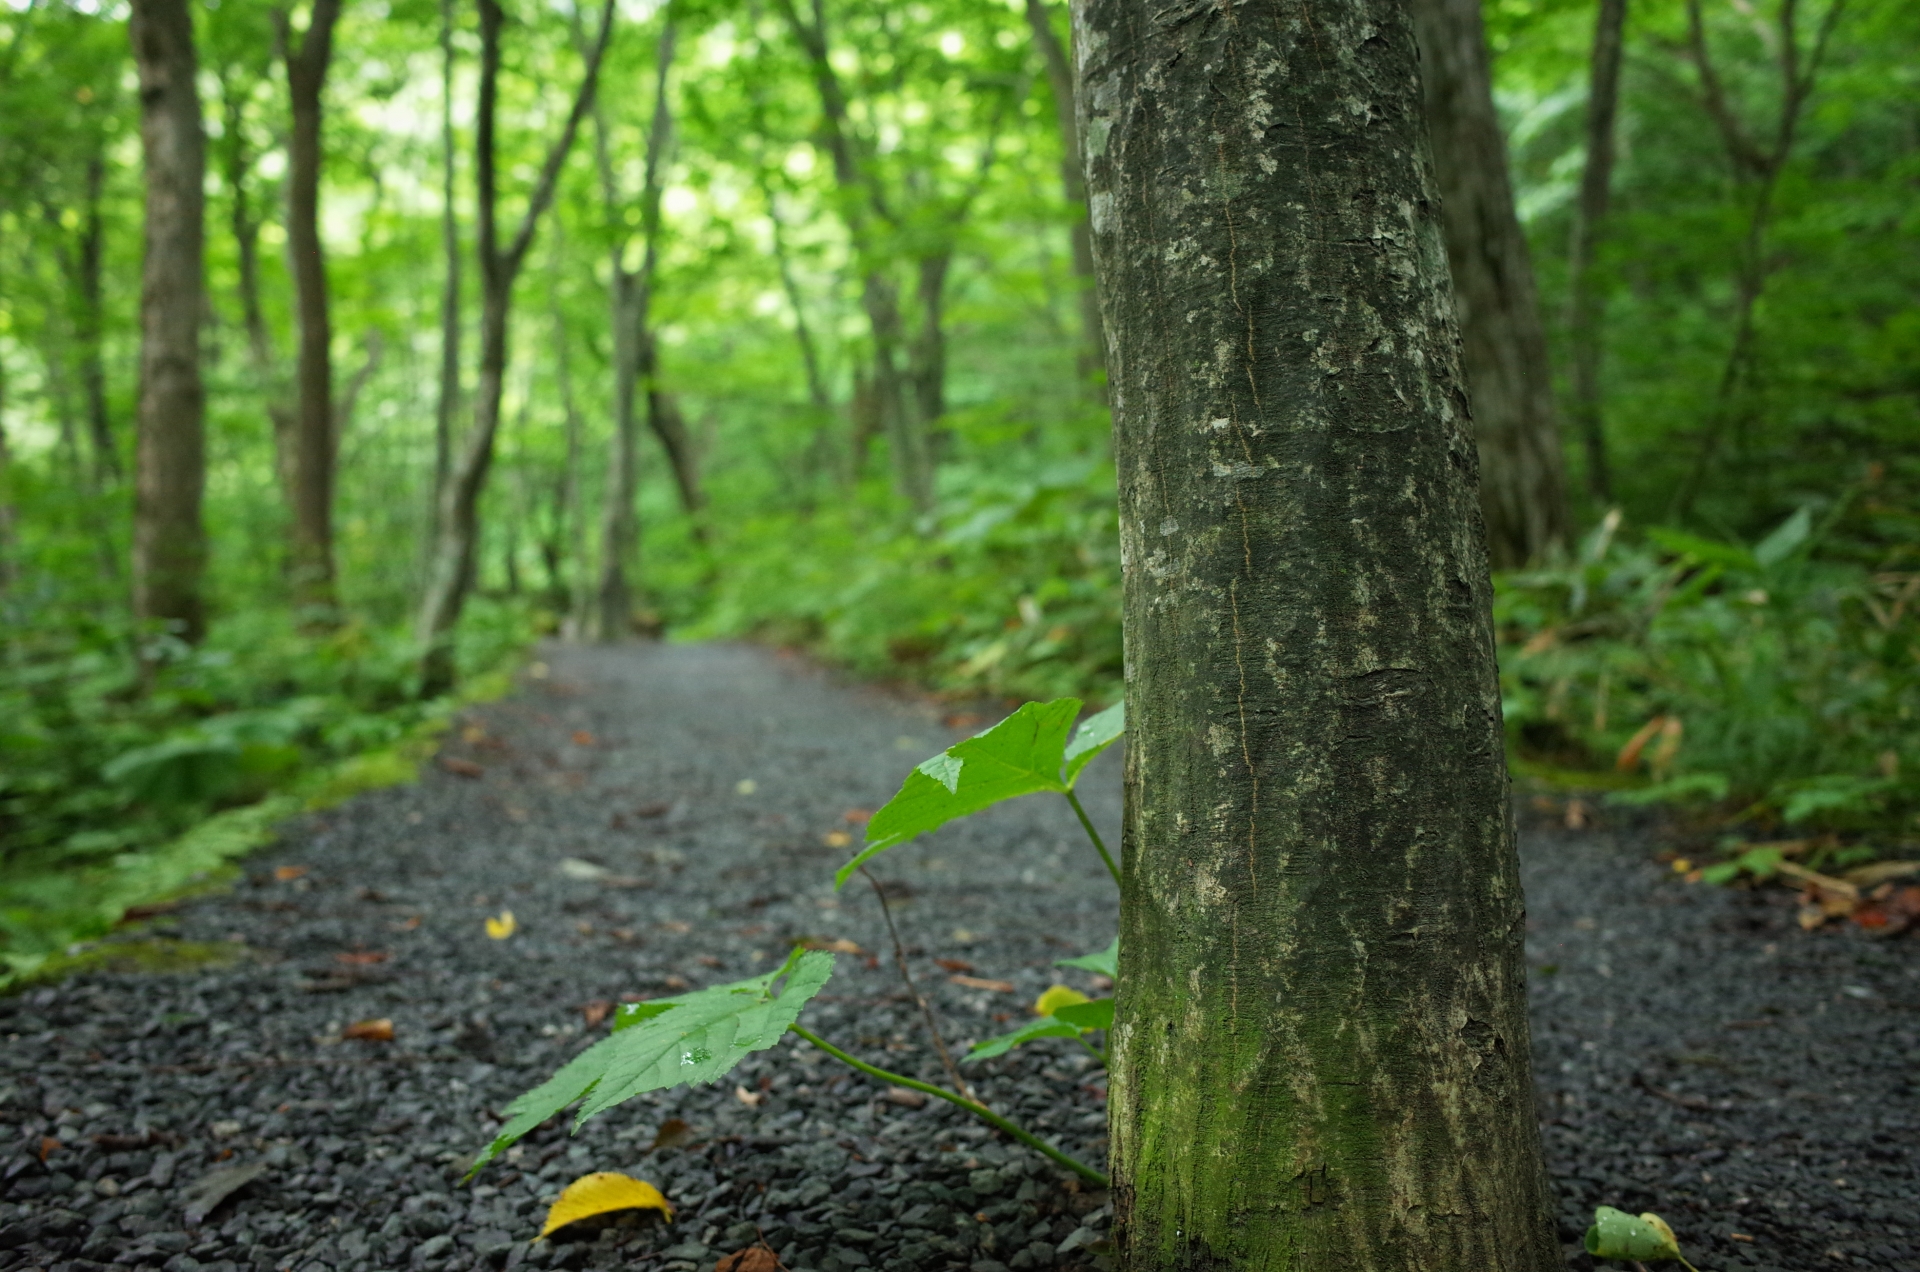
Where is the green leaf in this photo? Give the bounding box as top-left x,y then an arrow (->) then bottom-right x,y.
837,699 -> 1082,887
1753,506 -> 1813,568
1052,998 -> 1112,1031
1606,772 -> 1729,807
1583,1206 -> 1683,1263
963,1015 -> 1081,1062
1054,937 -> 1117,977
466,949 -> 834,1177
1062,702 -> 1124,788
1646,527 -> 1757,571
1699,862 -> 1742,885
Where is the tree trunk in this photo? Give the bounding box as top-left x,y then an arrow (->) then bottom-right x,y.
1566,0 -> 1626,505
908,251 -> 949,454
76,153 -> 120,485
1023,0 -> 1104,395
1414,0 -> 1571,568
587,17 -> 676,642
129,0 -> 209,644
219,69 -> 294,497
280,0 -> 345,620
1073,0 -> 1559,1267
416,0 -> 613,695
435,0 -> 460,505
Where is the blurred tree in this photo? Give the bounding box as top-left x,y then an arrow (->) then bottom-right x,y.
1566,0 -> 1627,504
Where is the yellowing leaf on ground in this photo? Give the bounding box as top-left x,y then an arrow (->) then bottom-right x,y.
485,910 -> 517,940
1034,984 -> 1089,1017
342,1018 -> 394,1042
537,1172 -> 673,1239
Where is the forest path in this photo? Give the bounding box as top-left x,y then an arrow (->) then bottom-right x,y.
2,642 -> 1915,1272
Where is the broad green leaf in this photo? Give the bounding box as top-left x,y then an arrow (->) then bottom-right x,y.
837,699 -> 1082,886
964,1015 -> 1080,1062
1052,998 -> 1113,1031
1062,702 -> 1124,788
1646,527 -> 1756,571
1753,506 -> 1812,568
1606,772 -> 1729,808
1055,937 -> 1117,977
1584,1206 -> 1683,1263
467,949 -> 833,1176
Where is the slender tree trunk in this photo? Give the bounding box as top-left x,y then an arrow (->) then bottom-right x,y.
908,251 -> 949,460
1074,0 -> 1558,1267
435,0 -> 460,505
129,0 -> 209,644
416,0 -> 613,694
219,72 -> 295,496
764,188 -> 831,415
1414,0 -> 1571,568
0,351 -> 15,595
279,0 -> 345,620
548,256 -> 585,624
1567,0 -> 1626,505
76,154 -> 121,485
1023,0 -> 1104,395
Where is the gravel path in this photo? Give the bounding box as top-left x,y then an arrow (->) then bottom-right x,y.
2,642 -> 1914,1272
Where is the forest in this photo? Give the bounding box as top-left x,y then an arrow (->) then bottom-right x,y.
2,0 -> 1917,984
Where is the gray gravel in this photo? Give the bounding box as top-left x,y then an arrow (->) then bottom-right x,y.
1,642 -> 1914,1272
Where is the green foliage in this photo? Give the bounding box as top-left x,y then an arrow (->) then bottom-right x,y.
469,948 -> 836,1176
1497,505 -> 1919,841
842,698 -> 1120,883
1055,937 -> 1117,977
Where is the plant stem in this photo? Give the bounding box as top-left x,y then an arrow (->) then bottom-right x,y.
860,864 -> 972,1100
1064,789 -> 1120,887
788,1024 -> 1109,1187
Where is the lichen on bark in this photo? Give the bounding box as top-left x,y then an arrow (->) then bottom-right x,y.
1071,0 -> 1558,1268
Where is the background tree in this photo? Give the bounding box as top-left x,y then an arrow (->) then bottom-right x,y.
1074,0 -> 1559,1265
128,0 -> 209,643
1566,0 -> 1628,504
1415,0 -> 1572,567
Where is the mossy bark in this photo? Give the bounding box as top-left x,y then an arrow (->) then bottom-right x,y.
1070,1 -> 1558,1268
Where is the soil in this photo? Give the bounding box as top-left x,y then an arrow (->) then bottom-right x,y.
1,642 -> 1913,1272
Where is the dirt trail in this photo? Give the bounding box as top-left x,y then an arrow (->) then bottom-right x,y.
1,642 -> 1913,1272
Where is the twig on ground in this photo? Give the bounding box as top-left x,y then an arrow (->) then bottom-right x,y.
860,865 -> 973,1100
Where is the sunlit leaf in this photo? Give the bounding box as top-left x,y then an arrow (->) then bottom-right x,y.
1055,937 -> 1117,977
485,910 -> 517,939
1052,998 -> 1112,1031
1033,984 -> 1088,1016
537,1172 -> 673,1239
1753,506 -> 1813,568
468,949 -> 833,1176
964,1015 -> 1080,1062
1061,702 -> 1124,788
838,699 -> 1082,886
1584,1206 -> 1685,1264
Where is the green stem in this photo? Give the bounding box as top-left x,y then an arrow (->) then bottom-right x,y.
1073,1033 -> 1107,1066
788,1024 -> 1109,1187
1064,788 -> 1120,888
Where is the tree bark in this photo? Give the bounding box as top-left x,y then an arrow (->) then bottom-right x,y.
1414,0 -> 1571,568
1023,0 -> 1105,396
1566,0 -> 1626,505
278,0 -> 345,620
415,0 -> 613,695
1073,0 -> 1558,1267
75,153 -> 120,485
435,0 -> 460,505
129,0 -> 209,644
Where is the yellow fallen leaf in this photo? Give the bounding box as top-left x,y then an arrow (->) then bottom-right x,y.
485,910 -> 517,940
538,1172 -> 673,1239
822,830 -> 851,848
1034,984 -> 1089,1017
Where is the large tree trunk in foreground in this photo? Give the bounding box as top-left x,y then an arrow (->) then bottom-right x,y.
280,0 -> 345,619
1567,0 -> 1626,505
1414,0 -> 1571,568
1074,0 -> 1557,1268
129,0 -> 209,643
415,0 -> 613,694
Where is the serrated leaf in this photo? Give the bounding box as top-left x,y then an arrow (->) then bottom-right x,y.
1584,1206 -> 1682,1263
838,699 -> 1083,886
1052,998 -> 1113,1031
1062,702 -> 1124,788
1033,985 -> 1089,1016
467,949 -> 833,1177
964,1015 -> 1081,1062
538,1172 -> 673,1239
1054,937 -> 1117,977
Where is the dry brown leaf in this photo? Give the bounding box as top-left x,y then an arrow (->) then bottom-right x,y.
440,756 -> 484,778
273,865 -> 308,882
580,1000 -> 613,1029
884,1086 -> 928,1108
1564,799 -> 1590,830
842,808 -> 872,825
334,951 -> 389,966
735,1085 -> 766,1108
1843,860 -> 1920,888
800,937 -> 863,954
572,730 -> 596,746
1615,716 -> 1668,771
651,1117 -> 695,1151
717,1246 -> 782,1272
662,974 -> 690,990
343,1018 -> 394,1043
933,958 -> 974,973
37,1137 -> 59,1162
949,974 -> 1016,993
